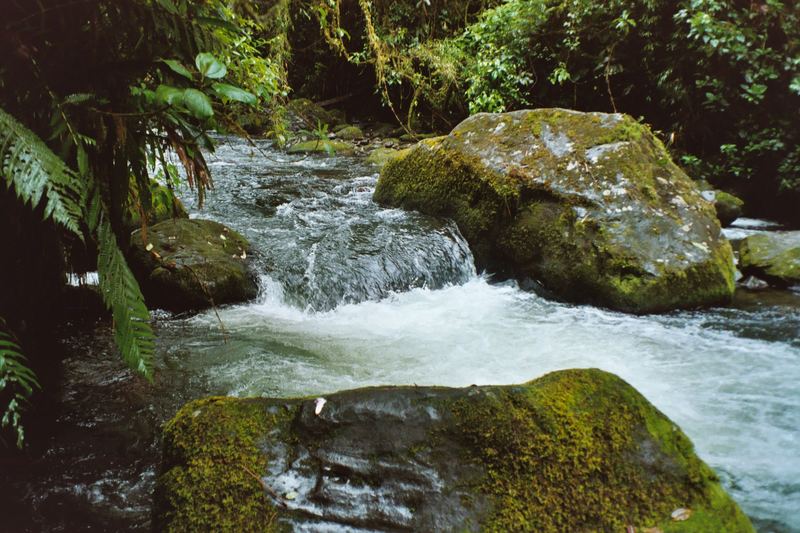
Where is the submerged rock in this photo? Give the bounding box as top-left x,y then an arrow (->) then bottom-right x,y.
374,109 -> 735,313
154,369 -> 753,532
738,231 -> 800,287
127,219 -> 258,312
286,139 -> 355,155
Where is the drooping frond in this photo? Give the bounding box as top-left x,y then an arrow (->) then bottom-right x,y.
97,219 -> 155,380
0,318 -> 40,448
0,107 -> 85,238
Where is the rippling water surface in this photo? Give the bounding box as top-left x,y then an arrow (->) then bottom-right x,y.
5,137 -> 799,531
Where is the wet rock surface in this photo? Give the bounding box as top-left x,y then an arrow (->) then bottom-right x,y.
375,108 -> 735,313
738,231 -> 800,287
155,369 -> 753,532
127,218 -> 258,312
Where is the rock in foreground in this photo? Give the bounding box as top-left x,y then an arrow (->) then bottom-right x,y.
127,219 -> 258,312
154,369 -> 752,532
374,109 -> 735,313
738,231 -> 800,287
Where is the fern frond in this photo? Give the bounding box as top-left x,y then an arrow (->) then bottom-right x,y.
97,220 -> 155,380
0,107 -> 85,238
0,319 -> 40,448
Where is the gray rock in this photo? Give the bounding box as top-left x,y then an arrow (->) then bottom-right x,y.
127,219 -> 258,312
154,369 -> 753,532
374,109 -> 735,313
738,231 -> 800,287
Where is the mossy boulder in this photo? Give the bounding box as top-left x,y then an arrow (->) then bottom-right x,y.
154,369 -> 752,532
738,231 -> 800,287
334,125 -> 364,141
374,109 -> 735,313
365,147 -> 407,169
713,191 -> 744,227
127,219 -> 258,312
286,139 -> 355,156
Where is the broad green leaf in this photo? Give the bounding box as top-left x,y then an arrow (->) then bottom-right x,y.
195,53 -> 227,79
196,17 -> 243,34
182,89 -> 213,120
157,0 -> 179,15
212,83 -> 257,104
154,85 -> 185,105
77,145 -> 89,177
161,59 -> 192,80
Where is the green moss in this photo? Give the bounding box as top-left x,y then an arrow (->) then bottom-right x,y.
738,232 -> 800,285
154,397 -> 295,532
365,147 -> 405,169
375,109 -> 735,313
376,136 -> 517,267
447,369 -> 754,532
128,219 -> 258,311
286,139 -> 355,155
714,191 -> 744,226
334,125 -> 364,140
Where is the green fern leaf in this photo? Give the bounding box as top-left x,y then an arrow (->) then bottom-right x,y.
0,107 -> 85,238
97,220 -> 155,380
0,319 -> 40,448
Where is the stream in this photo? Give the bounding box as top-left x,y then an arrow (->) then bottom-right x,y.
4,136 -> 799,532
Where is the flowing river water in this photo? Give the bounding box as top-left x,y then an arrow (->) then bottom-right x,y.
4,136 -> 799,531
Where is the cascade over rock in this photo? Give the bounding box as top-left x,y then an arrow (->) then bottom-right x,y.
127,218 -> 258,312
374,109 -> 736,313
154,369 -> 753,532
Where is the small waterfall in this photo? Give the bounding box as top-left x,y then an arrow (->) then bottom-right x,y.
190,137 -> 476,312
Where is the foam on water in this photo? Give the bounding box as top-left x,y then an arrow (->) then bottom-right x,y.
169,137 -> 800,530
163,274 -> 800,529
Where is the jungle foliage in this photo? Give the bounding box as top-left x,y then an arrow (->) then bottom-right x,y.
292,0 -> 800,220
1,0 -> 798,446
0,0 -> 281,446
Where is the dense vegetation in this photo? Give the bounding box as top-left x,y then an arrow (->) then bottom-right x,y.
0,0 -> 279,446
1,0 -> 798,446
291,0 -> 799,221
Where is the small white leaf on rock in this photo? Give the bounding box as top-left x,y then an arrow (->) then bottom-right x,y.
192,409 -> 201,418
220,234 -> 227,241
671,508 -> 692,521
284,491 -> 298,501
146,243 -> 154,251
314,397 -> 327,415
241,250 -> 247,259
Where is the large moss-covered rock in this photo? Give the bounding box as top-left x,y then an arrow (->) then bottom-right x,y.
374,109 -> 735,313
127,219 -> 258,312
154,369 -> 753,532
738,231 -> 800,287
